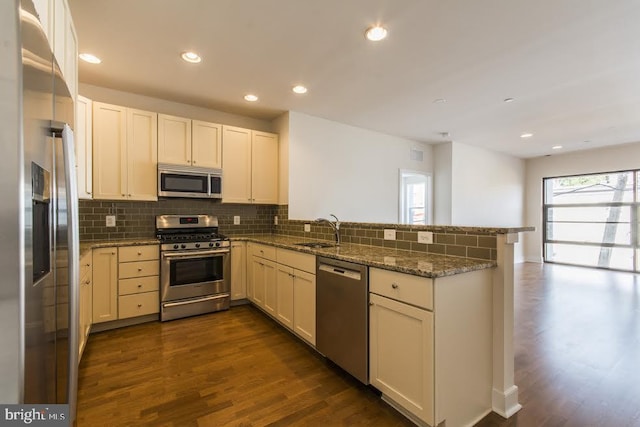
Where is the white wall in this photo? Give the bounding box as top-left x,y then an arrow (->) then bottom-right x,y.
524,141 -> 640,262
79,83 -> 273,132
287,111 -> 433,223
450,142 -> 525,228
433,143 -> 453,225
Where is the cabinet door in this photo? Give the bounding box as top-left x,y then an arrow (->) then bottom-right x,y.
192,120 -> 222,168
75,95 -> 92,199
127,109 -> 158,200
33,0 -> 54,49
275,264 -> 294,330
92,248 -> 118,323
369,293 -> 434,425
230,242 -> 246,300
251,131 -> 278,204
293,269 -> 316,345
158,114 -> 191,165
53,0 -> 67,76
263,259 -> 277,316
64,8 -> 77,100
93,102 -> 127,200
251,256 -> 265,307
222,126 -> 252,203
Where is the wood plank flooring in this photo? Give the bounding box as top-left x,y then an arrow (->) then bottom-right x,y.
78,262 -> 640,426
76,304 -> 413,426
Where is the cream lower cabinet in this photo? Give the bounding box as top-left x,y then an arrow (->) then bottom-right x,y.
369,293 -> 434,425
275,264 -> 294,329
291,269 -> 316,345
92,247 -> 118,323
78,251 -> 93,360
369,267 -> 493,427
117,245 -> 159,319
230,242 -> 247,300
251,257 -> 276,310
93,102 -> 158,201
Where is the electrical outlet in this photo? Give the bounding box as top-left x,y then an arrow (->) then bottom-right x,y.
233,216 -> 240,225
304,223 -> 311,232
383,229 -> 396,240
274,215 -> 278,225
418,231 -> 433,244
105,215 -> 116,227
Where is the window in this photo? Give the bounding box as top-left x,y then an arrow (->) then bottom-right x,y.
543,170 -> 639,271
399,170 -> 431,225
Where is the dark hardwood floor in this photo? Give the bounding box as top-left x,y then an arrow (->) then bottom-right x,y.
77,263 -> 640,426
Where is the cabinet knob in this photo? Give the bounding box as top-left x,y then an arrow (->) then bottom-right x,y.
137,284 -> 142,288
137,251 -> 142,255
138,268 -> 143,272
128,194 -> 132,197
192,160 -> 196,164
85,263 -> 90,267
88,191 -> 91,194
391,283 -> 399,289
112,252 -> 116,255
369,302 -> 374,306
121,194 -> 125,197
85,280 -> 90,285
137,304 -> 142,308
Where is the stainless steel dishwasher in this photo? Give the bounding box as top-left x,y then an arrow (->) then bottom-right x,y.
316,256 -> 369,384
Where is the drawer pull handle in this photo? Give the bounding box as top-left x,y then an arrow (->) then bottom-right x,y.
391,283 -> 399,289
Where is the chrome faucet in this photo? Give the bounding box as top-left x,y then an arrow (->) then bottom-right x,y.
316,214 -> 341,246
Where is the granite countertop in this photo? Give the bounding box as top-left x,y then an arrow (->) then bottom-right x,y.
79,235 -> 496,278
232,235 -> 496,278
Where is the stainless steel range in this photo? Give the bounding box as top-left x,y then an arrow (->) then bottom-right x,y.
156,215 -> 230,321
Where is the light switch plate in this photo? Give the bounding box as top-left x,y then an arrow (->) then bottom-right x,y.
418,231 -> 433,244
304,223 -> 311,232
233,216 -> 240,225
105,215 -> 116,227
274,215 -> 278,225
384,229 -> 396,240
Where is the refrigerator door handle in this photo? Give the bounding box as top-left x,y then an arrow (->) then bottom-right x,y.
52,121 -> 79,420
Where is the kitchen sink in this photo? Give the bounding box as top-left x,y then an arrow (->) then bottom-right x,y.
294,242 -> 335,249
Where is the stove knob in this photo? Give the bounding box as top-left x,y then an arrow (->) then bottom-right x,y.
181,244 -> 186,249
173,244 -> 179,249
195,243 -> 201,248
215,242 -> 221,247
209,242 -> 214,247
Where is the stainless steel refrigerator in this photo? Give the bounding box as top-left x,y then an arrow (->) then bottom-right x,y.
0,0 -> 79,421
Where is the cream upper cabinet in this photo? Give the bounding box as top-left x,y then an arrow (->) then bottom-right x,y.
158,115 -> 222,168
75,95 -> 92,199
222,126 -> 278,204
192,120 -> 222,168
33,0 -> 77,101
92,101 -> 158,201
158,114 -> 191,166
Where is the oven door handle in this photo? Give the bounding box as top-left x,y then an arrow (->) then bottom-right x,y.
162,249 -> 229,259
162,294 -> 229,308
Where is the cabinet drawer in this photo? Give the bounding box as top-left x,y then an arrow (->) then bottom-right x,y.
118,291 -> 159,319
119,260 -> 159,279
119,245 -> 158,262
276,248 -> 315,273
250,243 -> 276,261
119,275 -> 159,296
369,268 -> 433,310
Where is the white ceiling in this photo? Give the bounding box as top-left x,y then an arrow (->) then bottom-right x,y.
68,0 -> 640,158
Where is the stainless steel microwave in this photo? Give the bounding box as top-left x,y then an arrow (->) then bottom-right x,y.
158,163 -> 222,199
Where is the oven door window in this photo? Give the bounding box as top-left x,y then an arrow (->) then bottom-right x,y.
169,255 -> 223,286
161,173 -> 208,195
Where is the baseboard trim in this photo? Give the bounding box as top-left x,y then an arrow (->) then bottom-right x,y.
492,386 -> 522,418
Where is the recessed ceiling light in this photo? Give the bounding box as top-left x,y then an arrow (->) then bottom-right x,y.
433,98 -> 447,104
79,53 -> 101,64
552,145 -> 563,150
244,94 -> 258,102
181,51 -> 202,63
365,25 -> 388,41
503,97 -> 515,103
292,85 -> 308,94
520,133 -> 533,138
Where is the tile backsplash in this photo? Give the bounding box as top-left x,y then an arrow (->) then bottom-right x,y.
80,202 -> 497,260
79,199 -> 276,240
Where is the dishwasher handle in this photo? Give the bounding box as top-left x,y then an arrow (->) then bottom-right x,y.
318,263 -> 362,281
